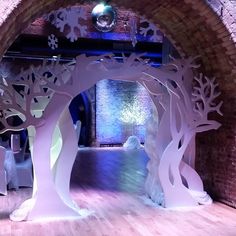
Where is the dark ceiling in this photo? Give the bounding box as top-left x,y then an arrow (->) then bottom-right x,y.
4,6 -> 163,66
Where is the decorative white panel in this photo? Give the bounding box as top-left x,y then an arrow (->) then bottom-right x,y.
0,53 -> 222,221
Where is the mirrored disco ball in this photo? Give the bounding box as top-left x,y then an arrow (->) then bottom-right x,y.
92,3 -> 117,32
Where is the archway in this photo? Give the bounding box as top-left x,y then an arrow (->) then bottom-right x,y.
0,0 -> 234,219
0,52 -> 222,221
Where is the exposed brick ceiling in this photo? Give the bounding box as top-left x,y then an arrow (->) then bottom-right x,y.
0,0 -> 235,91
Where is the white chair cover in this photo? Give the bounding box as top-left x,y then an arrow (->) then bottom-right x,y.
15,137 -> 33,187
16,158 -> 33,187
14,136 -> 27,163
75,120 -> 81,143
0,146 -> 7,195
5,149 -> 19,190
11,134 -> 21,153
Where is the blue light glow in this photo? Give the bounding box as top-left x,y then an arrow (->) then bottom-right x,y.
92,3 -> 106,15
96,79 -> 153,144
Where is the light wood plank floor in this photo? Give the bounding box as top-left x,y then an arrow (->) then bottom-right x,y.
1,147 -> 236,236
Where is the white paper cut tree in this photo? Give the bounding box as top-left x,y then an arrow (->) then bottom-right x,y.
142,57 -> 222,207
0,54 -> 149,221
0,53 -> 222,221
0,59 -> 82,221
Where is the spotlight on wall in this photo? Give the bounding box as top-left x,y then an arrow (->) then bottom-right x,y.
92,3 -> 117,32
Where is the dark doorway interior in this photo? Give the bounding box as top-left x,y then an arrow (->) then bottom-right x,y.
69,93 -> 91,146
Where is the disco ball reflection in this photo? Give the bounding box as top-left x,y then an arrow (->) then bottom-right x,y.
92,3 -> 117,32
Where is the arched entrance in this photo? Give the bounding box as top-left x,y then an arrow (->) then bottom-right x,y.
0,0 -> 235,219
0,51 -> 222,221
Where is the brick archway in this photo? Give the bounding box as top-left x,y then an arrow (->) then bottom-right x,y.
0,0 -> 235,89
0,0 -> 236,206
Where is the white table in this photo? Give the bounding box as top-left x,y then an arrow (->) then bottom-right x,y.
4,149 -> 19,190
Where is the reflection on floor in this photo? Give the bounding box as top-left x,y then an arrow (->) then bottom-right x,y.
71,147 -> 148,194
1,147 -> 236,236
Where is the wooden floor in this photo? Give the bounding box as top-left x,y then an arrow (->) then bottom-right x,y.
1,147 -> 236,236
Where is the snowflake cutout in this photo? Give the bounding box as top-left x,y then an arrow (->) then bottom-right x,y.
45,7 -> 87,42
139,17 -> 163,43
48,34 -> 58,50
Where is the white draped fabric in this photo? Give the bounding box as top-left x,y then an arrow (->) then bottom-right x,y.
4,149 -> 19,190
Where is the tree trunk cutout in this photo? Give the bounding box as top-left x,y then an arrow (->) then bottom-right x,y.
0,54 -> 222,221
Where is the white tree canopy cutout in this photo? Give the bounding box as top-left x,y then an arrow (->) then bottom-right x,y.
44,6 -> 87,42
0,53 -> 222,221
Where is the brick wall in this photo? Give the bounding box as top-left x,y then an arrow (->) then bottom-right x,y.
0,0 -> 235,207
196,93 -> 236,207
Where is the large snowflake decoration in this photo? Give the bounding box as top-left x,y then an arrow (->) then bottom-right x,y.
48,34 -> 58,50
45,7 -> 87,42
139,17 -> 163,43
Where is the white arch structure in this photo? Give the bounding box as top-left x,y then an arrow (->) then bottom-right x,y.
0,53 -> 222,221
